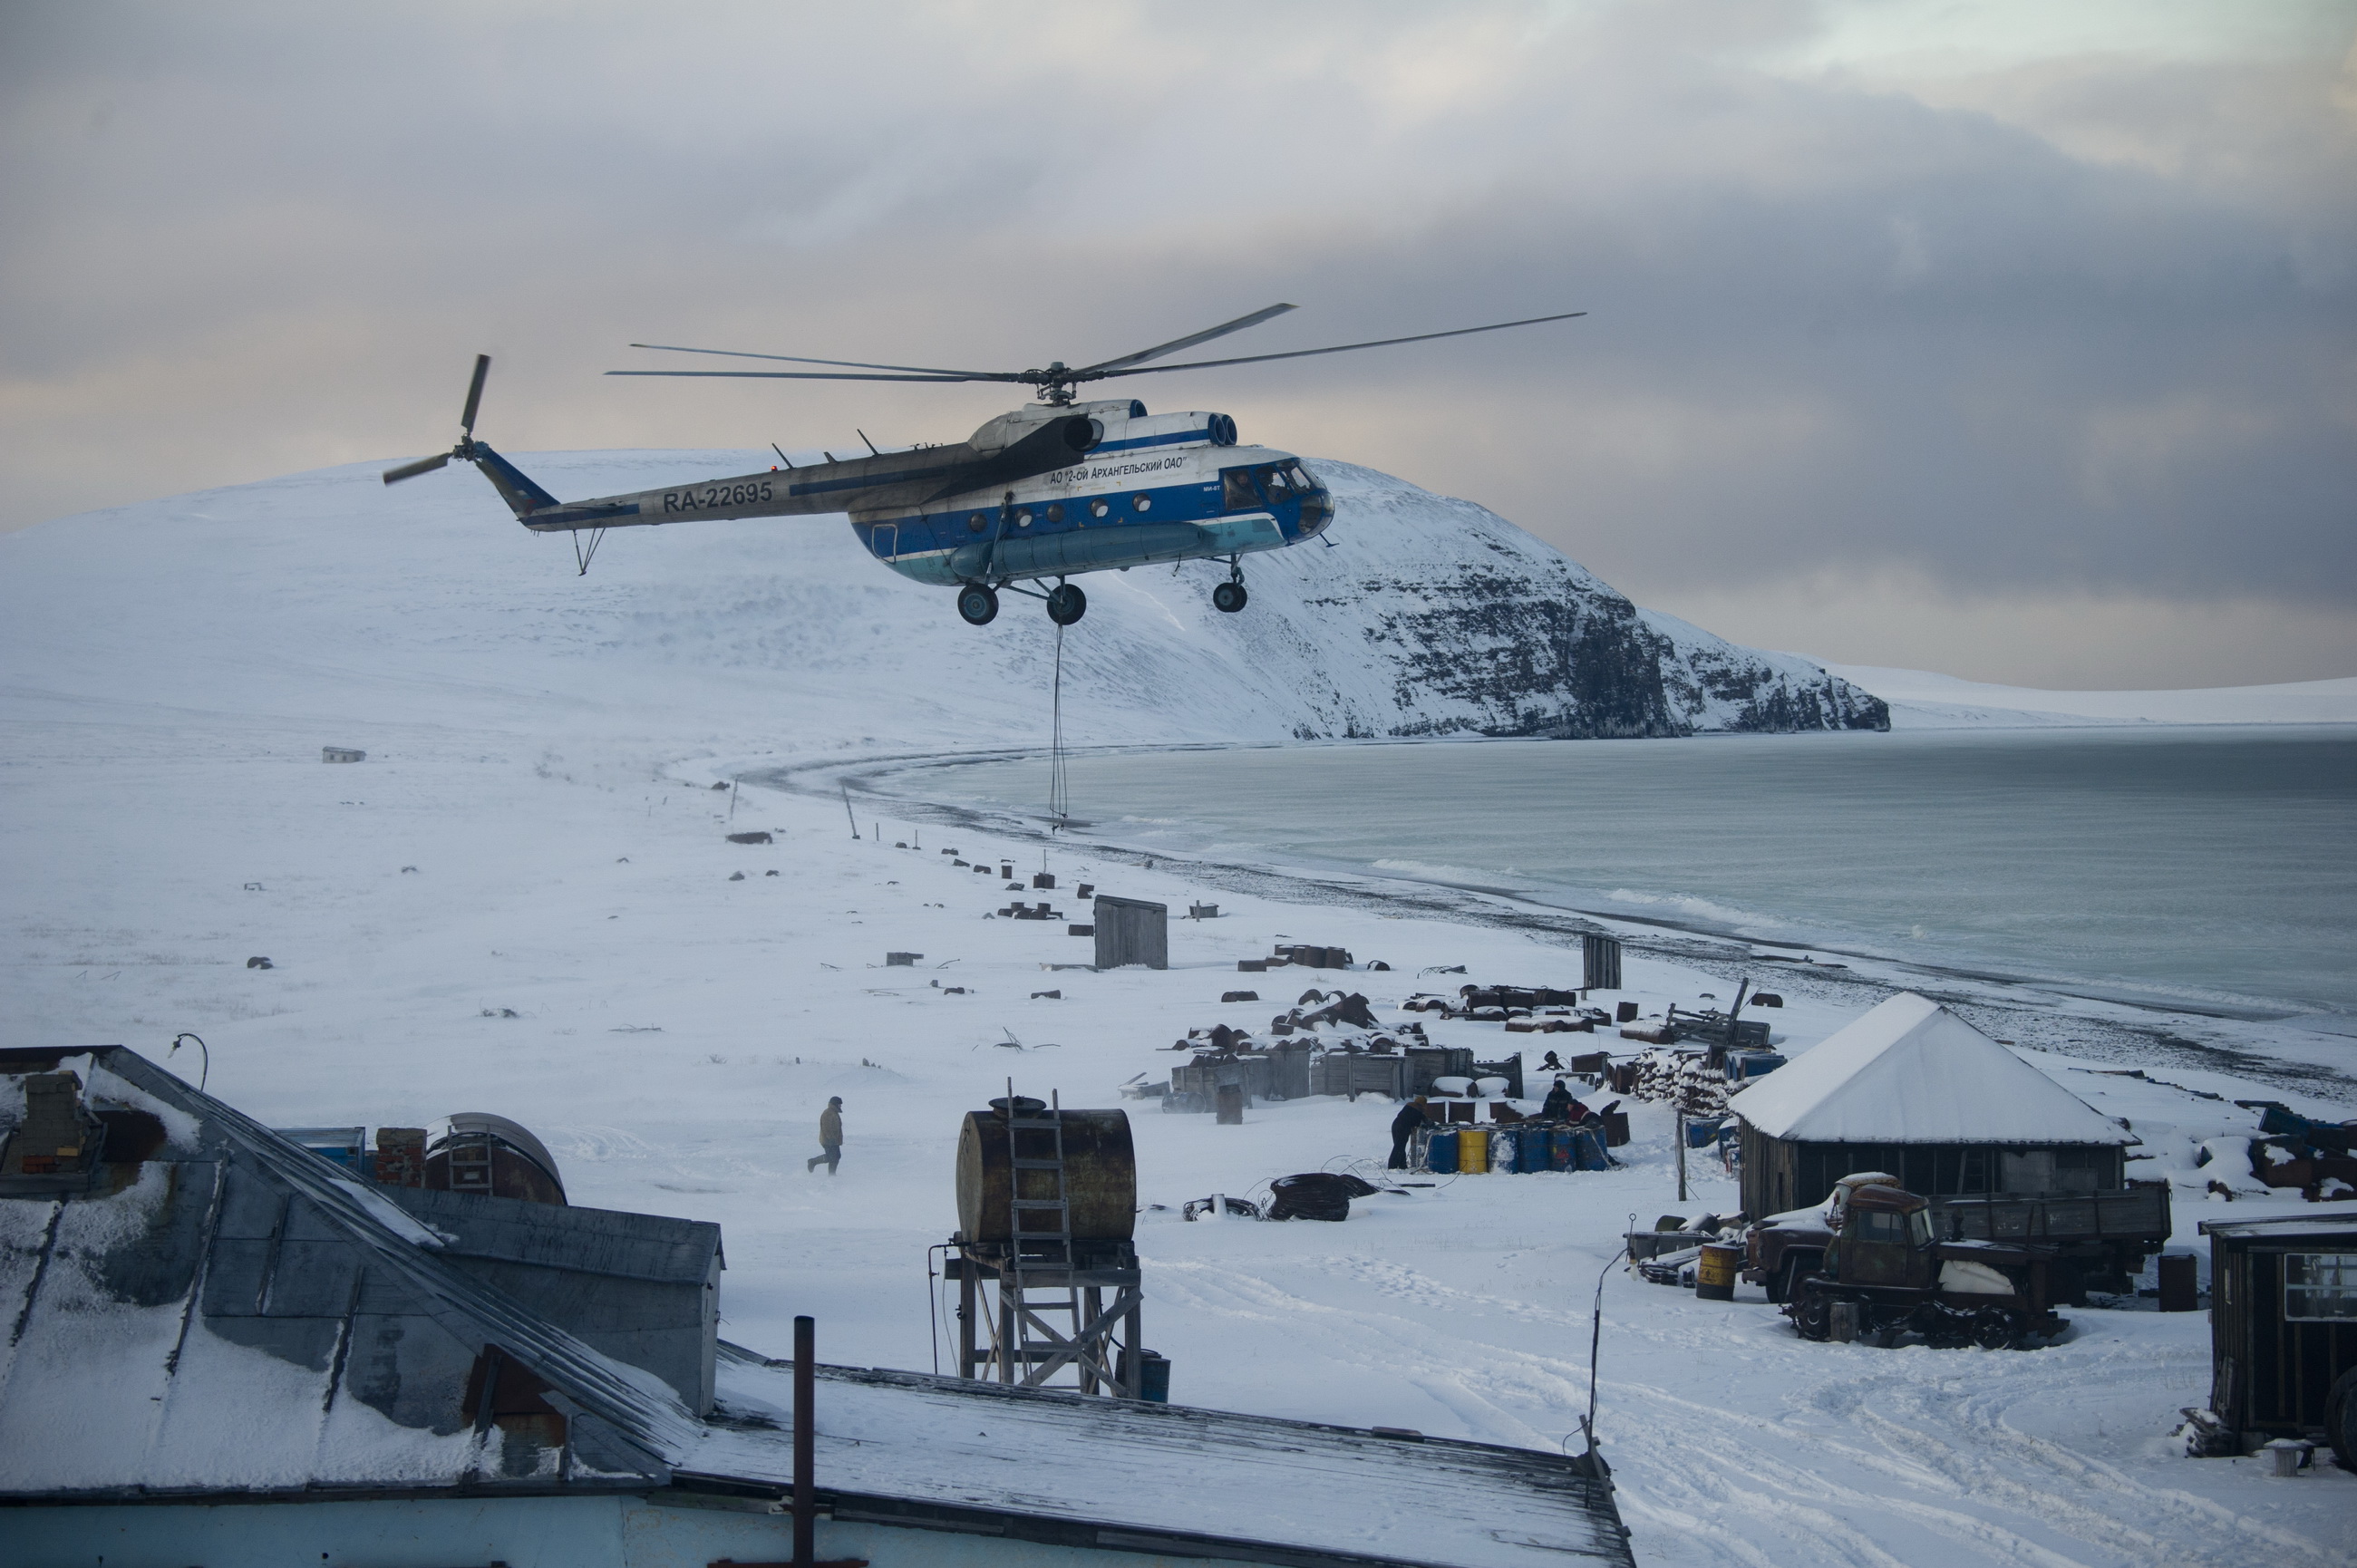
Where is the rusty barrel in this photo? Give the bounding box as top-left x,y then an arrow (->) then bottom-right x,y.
1695,1242 -> 1741,1301
956,1106 -> 1136,1243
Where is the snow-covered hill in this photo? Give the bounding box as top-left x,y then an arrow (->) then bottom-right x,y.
0,450 -> 1881,751
1821,663 -> 2357,730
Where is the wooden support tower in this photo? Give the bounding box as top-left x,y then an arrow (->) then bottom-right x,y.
951,1086 -> 1144,1397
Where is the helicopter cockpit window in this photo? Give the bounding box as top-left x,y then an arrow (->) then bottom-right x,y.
1257,465 -> 1294,497
1221,469 -> 1259,509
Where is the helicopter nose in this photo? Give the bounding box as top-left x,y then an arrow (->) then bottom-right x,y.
1298,483 -> 1334,536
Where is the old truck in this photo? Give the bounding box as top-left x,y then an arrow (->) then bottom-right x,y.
1747,1171 -> 2171,1305
1777,1178 -> 2071,1350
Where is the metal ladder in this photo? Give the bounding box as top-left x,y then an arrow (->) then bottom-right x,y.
448,1138 -> 494,1195
1001,1087 -> 1106,1391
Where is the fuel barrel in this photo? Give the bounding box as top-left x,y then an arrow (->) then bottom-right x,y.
422,1112 -> 567,1205
956,1103 -> 1136,1243
1696,1242 -> 1741,1301
1458,1127 -> 1490,1174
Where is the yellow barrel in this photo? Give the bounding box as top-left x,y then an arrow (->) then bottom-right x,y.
1457,1127 -> 1490,1174
955,1107 -> 1136,1242
1695,1241 -> 1740,1301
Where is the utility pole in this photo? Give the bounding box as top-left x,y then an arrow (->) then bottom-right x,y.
1675,1111 -> 1689,1203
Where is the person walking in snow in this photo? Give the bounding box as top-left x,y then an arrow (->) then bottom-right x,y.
1388,1095 -> 1430,1170
807,1096 -> 844,1176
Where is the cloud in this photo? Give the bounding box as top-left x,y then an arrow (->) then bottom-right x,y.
1,0 -> 2350,685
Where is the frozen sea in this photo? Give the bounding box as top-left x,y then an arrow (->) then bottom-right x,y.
924,725 -> 2357,1022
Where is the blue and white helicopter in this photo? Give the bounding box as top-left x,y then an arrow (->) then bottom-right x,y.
383,305 -> 1583,625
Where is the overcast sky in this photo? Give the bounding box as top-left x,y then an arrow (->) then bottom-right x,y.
4,1 -> 2351,688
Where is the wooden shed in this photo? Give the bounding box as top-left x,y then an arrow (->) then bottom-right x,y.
2198,1212 -> 2357,1452
1732,992 -> 2134,1222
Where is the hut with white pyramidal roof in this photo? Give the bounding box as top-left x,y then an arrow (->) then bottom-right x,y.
1731,992 -> 2133,1221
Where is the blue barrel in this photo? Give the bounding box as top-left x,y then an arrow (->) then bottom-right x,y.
1426,1128 -> 1460,1174
1548,1128 -> 1575,1170
1573,1129 -> 1610,1171
1140,1351 -> 1170,1403
1517,1128 -> 1551,1173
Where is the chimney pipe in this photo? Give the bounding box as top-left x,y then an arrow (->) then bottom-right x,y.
794,1314 -> 815,1568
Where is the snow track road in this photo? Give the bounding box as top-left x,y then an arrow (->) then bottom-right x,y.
1144,1237 -> 2352,1568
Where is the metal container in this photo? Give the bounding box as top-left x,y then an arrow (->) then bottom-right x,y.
1696,1243 -> 1741,1301
955,1107 -> 1136,1243
1489,1129 -> 1517,1175
1424,1128 -> 1460,1174
423,1112 -> 567,1205
2157,1252 -> 2198,1312
1458,1128 -> 1490,1174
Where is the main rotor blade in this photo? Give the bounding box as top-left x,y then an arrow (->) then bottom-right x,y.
606,369 -> 990,383
460,353 -> 490,437
382,452 -> 451,485
1077,310 -> 1588,382
627,343 -> 1018,380
1072,303 -> 1298,376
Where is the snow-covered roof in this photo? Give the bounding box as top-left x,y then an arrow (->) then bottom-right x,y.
1730,993 -> 2130,1146
2197,1210 -> 2357,1240
697,1356 -> 1634,1568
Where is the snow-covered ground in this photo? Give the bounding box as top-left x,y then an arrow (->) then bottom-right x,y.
4,456 -> 2352,1564
1822,663 -> 2357,730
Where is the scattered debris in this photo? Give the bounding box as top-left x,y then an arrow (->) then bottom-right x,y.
1188,903 -> 1218,919
728,871 -> 745,880
1266,1172 -> 1382,1222
727,830 -> 773,845
1181,1195 -> 1262,1221
480,1007 -> 519,1018
1031,989 -> 1062,1001
321,746 -> 365,763
710,780 -> 729,790
242,881 -> 264,891
246,955 -> 274,969
1222,991 -> 1259,1003
886,952 -> 924,966
400,865 -> 418,874
766,868 -> 781,876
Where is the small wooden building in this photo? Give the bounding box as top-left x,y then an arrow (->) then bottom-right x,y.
2199,1213 -> 2357,1452
1732,992 -> 2134,1221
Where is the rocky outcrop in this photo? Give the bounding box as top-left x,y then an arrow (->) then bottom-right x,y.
1246,460 -> 1886,740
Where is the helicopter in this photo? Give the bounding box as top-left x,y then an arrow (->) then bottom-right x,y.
383,305 -> 1584,625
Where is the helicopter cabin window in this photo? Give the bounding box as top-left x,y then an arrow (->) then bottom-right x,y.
1045,503 -> 1064,524
1015,509 -> 1033,528
1089,499 -> 1111,519
1221,469 -> 1259,509
967,513 -> 987,532
1131,493 -> 1151,513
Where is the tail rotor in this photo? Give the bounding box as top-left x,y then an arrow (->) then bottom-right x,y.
383,354 -> 491,485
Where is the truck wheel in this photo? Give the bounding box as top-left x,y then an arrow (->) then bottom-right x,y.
2326,1369 -> 2357,1471
1973,1312 -> 2020,1351
1795,1289 -> 1833,1342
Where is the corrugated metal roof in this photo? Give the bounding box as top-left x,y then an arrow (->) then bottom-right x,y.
1729,992 -> 2131,1146
694,1356 -> 1634,1568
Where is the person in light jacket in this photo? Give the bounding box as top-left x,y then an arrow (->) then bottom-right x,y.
807,1096 -> 844,1176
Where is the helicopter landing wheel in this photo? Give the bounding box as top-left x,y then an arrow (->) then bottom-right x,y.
1212,580 -> 1248,614
1046,582 -> 1087,625
956,584 -> 1000,625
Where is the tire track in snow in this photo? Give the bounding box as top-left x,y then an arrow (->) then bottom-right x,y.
1150,1258 -> 2351,1568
